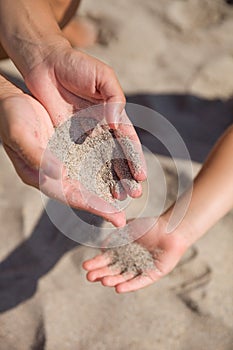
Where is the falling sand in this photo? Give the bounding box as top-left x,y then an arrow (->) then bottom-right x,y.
49,115 -> 155,274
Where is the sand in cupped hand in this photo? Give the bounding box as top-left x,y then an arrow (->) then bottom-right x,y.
48,116 -> 140,203
104,225 -> 156,275
49,115 -> 154,274
108,242 -> 155,275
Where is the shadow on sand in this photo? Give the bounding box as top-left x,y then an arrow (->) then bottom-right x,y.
0,74 -> 232,312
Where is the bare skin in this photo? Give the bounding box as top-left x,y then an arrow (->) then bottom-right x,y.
0,76 -> 128,226
0,0 -> 146,226
0,0 -> 95,56
50,0 -> 98,48
2,0 -> 232,293
83,126 -> 233,292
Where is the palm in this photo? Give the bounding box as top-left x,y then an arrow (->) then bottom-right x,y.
0,94 -> 53,186
83,217 -> 186,293
24,46 -> 146,189
1,93 -> 125,226
20,46 -> 147,225
25,48 -> 124,126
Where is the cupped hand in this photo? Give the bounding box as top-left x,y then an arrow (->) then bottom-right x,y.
24,43 -> 147,196
0,92 -> 125,226
83,217 -> 188,293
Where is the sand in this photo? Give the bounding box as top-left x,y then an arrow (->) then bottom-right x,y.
0,0 -> 233,349
49,115 -> 155,273
48,116 -> 140,203
108,242 -> 155,275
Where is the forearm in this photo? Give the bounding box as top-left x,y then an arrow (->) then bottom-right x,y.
165,125 -> 233,245
0,0 -> 69,76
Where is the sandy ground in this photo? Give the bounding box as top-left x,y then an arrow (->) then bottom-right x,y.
0,0 -> 233,349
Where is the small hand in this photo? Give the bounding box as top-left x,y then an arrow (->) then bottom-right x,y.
83,217 -> 187,293
0,92 -> 125,226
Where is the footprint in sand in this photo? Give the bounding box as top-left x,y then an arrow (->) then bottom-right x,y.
170,246 -> 212,315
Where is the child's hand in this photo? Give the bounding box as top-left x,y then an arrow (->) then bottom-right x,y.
83,217 -> 188,293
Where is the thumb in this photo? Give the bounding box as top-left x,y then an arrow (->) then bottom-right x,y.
14,133 -> 63,180
103,101 -> 125,130
96,65 -> 126,129
67,181 -> 127,227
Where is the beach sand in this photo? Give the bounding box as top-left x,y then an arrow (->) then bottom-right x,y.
0,0 -> 233,349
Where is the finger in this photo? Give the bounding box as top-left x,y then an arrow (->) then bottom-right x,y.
101,272 -> 135,287
10,131 -> 63,180
4,144 -> 42,188
103,101 -> 126,130
62,179 -> 126,227
110,178 -> 127,201
83,253 -> 112,271
96,65 -> 126,129
0,94 -> 60,179
86,266 -> 122,282
115,270 -> 159,293
41,148 -> 64,179
99,158 -> 127,201
39,171 -> 126,227
113,158 -> 142,198
115,110 -> 147,181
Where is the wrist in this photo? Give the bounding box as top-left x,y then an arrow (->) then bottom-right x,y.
9,33 -> 70,78
0,0 -> 70,76
22,34 -> 71,77
161,207 -> 198,250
